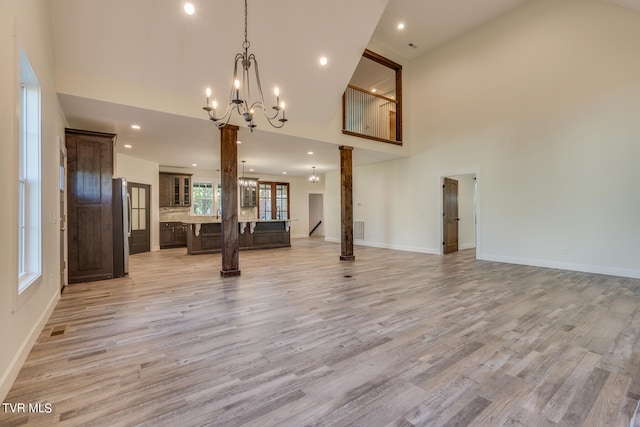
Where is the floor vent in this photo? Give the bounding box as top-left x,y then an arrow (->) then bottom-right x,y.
354,220 -> 365,240
50,325 -> 68,337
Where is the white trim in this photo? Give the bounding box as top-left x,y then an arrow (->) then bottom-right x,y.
325,237 -> 440,255
0,290 -> 59,401
459,243 -> 476,250
478,253 -> 640,280
17,51 -> 42,297
191,180 -> 215,216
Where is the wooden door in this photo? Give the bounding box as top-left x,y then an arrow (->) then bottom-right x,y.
66,129 -> 115,283
258,182 -> 290,220
443,177 -> 459,254
128,182 -> 151,254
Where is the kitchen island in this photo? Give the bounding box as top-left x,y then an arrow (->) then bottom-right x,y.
183,219 -> 291,255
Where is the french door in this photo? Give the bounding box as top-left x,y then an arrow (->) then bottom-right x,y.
258,182 -> 289,220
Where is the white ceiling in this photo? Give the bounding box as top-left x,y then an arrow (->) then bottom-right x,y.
369,0 -> 531,60
50,0 -> 562,176
602,0 -> 640,11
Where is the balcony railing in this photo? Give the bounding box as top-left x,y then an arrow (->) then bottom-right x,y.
342,85 -> 400,144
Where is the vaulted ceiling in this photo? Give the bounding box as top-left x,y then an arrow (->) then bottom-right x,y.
51,0 -> 639,175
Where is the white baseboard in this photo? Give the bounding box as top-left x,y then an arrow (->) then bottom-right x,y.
459,243 -> 476,251
356,240 -> 440,255
324,237 -> 439,255
0,290 -> 60,401
478,253 -> 640,280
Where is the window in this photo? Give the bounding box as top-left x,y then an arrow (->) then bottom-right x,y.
192,181 -> 214,215
258,182 -> 289,220
18,49 -> 42,293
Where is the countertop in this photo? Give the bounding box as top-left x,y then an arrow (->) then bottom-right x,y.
180,218 -> 292,224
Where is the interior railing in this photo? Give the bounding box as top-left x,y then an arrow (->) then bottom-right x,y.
342,85 -> 400,145
309,220 -> 322,237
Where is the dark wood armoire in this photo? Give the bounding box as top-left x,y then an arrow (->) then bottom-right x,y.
65,129 -> 115,284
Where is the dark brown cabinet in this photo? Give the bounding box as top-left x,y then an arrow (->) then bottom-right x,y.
160,222 -> 188,248
187,221 -> 290,254
159,173 -> 192,207
159,173 -> 173,207
66,129 -> 115,283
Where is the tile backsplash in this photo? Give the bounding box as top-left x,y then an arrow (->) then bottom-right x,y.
159,207 -> 191,222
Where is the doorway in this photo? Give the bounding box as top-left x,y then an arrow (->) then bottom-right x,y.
128,182 -> 151,254
442,174 -> 477,254
308,193 -> 324,237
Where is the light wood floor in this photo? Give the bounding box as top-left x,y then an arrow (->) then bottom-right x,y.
3,239 -> 640,426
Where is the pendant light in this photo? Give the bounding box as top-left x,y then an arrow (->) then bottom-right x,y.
309,166 -> 320,184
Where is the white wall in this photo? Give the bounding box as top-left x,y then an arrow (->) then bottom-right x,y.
327,0 -> 640,278
1,0 -> 66,400
115,153 -> 160,251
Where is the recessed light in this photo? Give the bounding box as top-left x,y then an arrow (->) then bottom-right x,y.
192,163 -> 198,167
307,151 -> 314,155
184,3 -> 195,15
131,124 -> 141,130
371,88 -> 377,93
249,169 -> 254,172
282,171 -> 287,175
319,56 -> 328,66
237,140 -> 242,144
397,23 -> 405,30
124,144 -> 132,149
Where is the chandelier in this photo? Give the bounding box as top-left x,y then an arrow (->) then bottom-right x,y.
309,166 -> 320,184
203,0 -> 287,131
239,161 -> 258,187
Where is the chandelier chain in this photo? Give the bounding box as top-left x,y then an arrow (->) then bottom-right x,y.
243,0 -> 249,50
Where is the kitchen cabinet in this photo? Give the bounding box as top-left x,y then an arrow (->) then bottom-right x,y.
160,222 -> 188,248
159,173 -> 192,207
240,185 -> 257,208
186,220 -> 290,254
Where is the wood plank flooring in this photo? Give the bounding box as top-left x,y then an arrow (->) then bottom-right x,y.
3,239 -> 640,426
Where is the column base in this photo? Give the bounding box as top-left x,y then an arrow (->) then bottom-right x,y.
339,255 -> 355,261
220,269 -> 241,277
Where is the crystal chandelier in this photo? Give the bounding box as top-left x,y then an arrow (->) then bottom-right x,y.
203,0 -> 287,131
309,166 -> 320,184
